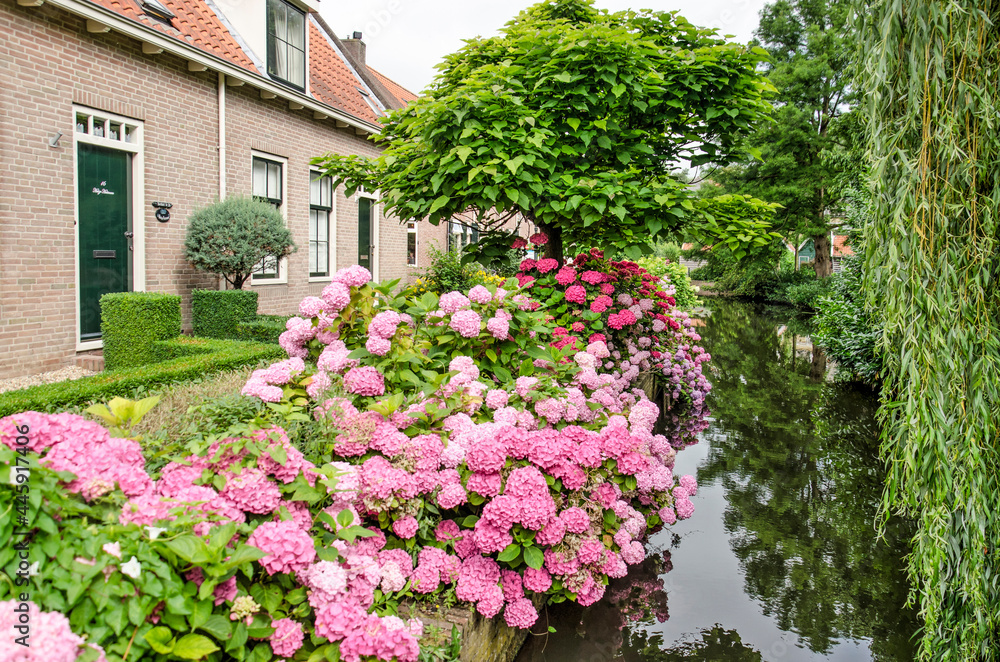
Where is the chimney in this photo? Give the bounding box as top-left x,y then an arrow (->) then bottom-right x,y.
342,31 -> 366,67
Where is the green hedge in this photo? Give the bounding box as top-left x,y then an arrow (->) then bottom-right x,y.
192,289 -> 259,339
235,315 -> 290,345
0,337 -> 283,417
100,292 -> 181,370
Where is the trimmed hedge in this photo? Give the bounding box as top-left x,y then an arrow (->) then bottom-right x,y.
235,314 -> 289,345
0,337 -> 284,417
100,292 -> 181,370
192,289 -> 259,339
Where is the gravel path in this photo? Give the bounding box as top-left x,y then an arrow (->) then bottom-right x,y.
0,366 -> 96,395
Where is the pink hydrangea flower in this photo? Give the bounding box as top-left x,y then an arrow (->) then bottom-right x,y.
504,598 -> 539,629
511,237 -> 528,249
590,295 -> 613,313
246,520 -> 316,575
343,366 -> 385,396
222,467 -> 283,514
439,291 -> 472,313
680,474 -> 698,496
522,566 -> 552,592
299,296 -> 326,318
529,232 -> 548,246
449,310 -> 482,338
334,265 -> 372,288
580,270 -> 605,284
392,516 -> 419,539
565,285 -> 587,304
437,483 -> 468,509
486,313 -> 511,339
322,281 -> 352,310
468,285 -> 493,304
270,618 -> 305,658
365,336 -> 392,356
485,389 -> 509,409
536,258 -> 559,274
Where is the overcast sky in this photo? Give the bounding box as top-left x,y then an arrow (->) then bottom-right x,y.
318,0 -> 771,94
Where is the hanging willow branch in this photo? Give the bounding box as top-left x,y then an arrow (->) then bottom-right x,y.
855,1 -> 1000,659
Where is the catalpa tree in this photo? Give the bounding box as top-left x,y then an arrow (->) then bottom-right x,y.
316,0 -> 780,264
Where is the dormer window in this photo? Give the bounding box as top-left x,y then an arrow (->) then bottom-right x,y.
142,0 -> 175,22
266,0 -> 306,90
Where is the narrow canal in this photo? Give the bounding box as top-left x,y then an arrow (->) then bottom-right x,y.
517,298 -> 919,661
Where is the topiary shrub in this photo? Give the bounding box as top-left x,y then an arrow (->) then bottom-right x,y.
235,314 -> 290,344
184,195 -> 296,290
192,289 -> 259,339
100,292 -> 181,370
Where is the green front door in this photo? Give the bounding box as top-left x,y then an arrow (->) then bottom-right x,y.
358,197 -> 373,270
78,143 -> 132,340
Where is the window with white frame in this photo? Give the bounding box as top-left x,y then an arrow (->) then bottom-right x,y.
252,156 -> 284,280
448,219 -> 478,253
310,171 -> 332,278
406,221 -> 417,266
266,0 -> 306,90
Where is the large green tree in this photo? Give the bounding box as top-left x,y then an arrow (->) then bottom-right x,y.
857,0 -> 1000,659
708,0 -> 854,277
316,0 -> 779,265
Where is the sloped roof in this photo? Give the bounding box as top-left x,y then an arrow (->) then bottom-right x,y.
307,20 -> 380,124
87,0 -> 259,73
369,67 -> 420,105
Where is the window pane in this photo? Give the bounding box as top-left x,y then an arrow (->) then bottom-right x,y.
76,114 -> 89,134
287,8 -> 304,48
309,242 -> 318,273
267,162 -> 281,201
93,118 -> 106,138
270,0 -> 286,41
407,231 -> 417,266
288,47 -> 304,88
318,215 -> 328,241
124,125 -> 134,143
252,159 -> 267,197
310,174 -> 321,205
109,122 -> 120,141
275,42 -> 287,81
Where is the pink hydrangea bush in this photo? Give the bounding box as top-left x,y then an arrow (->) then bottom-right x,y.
0,411 -> 423,662
238,260 -> 707,630
518,248 -> 711,448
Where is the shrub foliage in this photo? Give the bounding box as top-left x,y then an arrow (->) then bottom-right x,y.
101,292 -> 181,370
192,290 -> 260,340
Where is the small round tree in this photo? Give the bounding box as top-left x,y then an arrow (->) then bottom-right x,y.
184,195 -> 296,289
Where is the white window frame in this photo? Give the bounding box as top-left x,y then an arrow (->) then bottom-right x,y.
356,189 -> 380,281
72,105 -> 145,352
250,150 -> 288,286
406,221 -> 418,267
308,168 -> 336,282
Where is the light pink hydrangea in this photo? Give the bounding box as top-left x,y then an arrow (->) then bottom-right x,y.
222,467 -> 283,514
486,314 -> 510,339
449,309 -> 482,338
392,516 -> 419,539
368,310 -> 401,338
365,336 -> 392,356
0,600 -> 98,662
299,296 -> 326,318
334,264 -> 372,288
468,285 -> 493,304
322,281 -> 352,309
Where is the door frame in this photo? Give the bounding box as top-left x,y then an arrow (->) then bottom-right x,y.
356,188 -> 380,281
73,105 -> 145,351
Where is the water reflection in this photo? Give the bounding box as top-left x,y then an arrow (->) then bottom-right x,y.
517,299 -> 918,661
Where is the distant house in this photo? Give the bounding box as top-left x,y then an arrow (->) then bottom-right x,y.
795,234 -> 854,273
0,0 -> 445,379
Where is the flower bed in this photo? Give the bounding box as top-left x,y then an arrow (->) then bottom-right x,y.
0,250 -> 710,662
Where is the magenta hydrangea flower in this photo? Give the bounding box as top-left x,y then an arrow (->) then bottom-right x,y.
456,555 -> 501,603
437,483 -> 468,509
465,438 -> 506,474
522,566 -> 552,592
512,237 -> 528,249
343,366 -> 385,396
554,266 -> 577,285
246,520 -> 316,575
565,285 -> 587,304
476,584 -> 505,618
528,232 -> 548,246
580,270 -> 604,284
435,519 -> 461,542
270,618 -> 305,658
590,295 -> 613,313
449,309 -> 482,338
536,258 -> 559,274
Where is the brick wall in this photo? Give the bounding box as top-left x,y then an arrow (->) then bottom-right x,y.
0,0 -> 447,379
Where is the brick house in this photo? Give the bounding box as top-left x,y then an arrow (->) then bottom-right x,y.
0,0 -> 447,380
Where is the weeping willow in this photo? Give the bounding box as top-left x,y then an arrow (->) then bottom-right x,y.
855,1 -> 1000,659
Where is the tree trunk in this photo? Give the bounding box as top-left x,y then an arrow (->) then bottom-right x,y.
810,346 -> 828,382
812,232 -> 833,278
538,222 -> 564,264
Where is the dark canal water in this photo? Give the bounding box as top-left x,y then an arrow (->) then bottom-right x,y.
517,298 -> 919,662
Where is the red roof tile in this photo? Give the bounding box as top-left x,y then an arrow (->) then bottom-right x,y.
86,0 -> 259,73
308,21 -> 380,125
369,67 -> 420,105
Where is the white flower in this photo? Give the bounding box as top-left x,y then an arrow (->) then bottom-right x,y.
146,526 -> 167,541
27,562 -> 39,576
102,542 -> 122,559
121,556 -> 142,579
